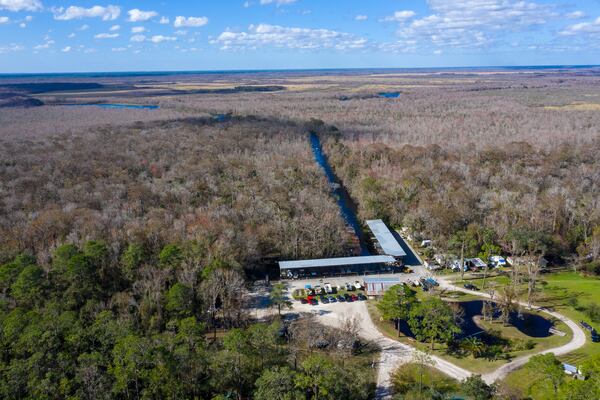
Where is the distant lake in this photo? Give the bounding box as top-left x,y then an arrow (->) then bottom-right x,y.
64,103 -> 159,110
378,92 -> 401,98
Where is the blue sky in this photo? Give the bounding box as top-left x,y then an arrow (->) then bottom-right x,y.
0,0 -> 599,72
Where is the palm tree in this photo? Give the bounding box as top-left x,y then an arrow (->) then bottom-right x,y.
462,337 -> 485,358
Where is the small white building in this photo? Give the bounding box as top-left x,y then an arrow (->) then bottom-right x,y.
363,276 -> 402,296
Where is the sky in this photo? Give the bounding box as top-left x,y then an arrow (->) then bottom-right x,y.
0,0 -> 599,73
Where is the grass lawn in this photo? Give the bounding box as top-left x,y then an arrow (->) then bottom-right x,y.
366,294 -> 572,374
453,271 -> 600,365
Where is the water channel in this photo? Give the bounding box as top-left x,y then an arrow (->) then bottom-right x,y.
309,132 -> 371,256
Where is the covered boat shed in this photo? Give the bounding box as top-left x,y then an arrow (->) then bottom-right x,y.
366,219 -> 407,259
279,255 -> 397,279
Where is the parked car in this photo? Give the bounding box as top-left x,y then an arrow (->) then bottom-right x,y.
337,295 -> 346,302
464,283 -> 479,291
344,293 -> 353,302
345,283 -> 354,291
309,298 -> 318,306
351,294 -> 359,301
357,294 -> 367,301
320,295 -> 329,304
300,298 -> 308,304
354,281 -> 362,290
328,296 -> 337,303
324,283 -> 333,294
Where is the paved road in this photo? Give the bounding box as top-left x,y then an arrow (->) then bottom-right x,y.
437,277 -> 587,384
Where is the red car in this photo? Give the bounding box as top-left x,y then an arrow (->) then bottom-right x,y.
351,294 -> 358,301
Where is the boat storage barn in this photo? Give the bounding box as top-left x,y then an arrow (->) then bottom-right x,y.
279,255 -> 396,279
366,219 -> 407,259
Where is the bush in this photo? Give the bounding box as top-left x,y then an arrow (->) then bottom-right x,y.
586,303 -> 600,323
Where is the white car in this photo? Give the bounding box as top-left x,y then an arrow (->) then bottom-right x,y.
354,281 -> 362,290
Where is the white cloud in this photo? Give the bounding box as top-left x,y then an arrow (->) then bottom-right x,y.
61,45 -> 71,52
174,16 -> 208,28
243,1 -> 251,8
566,11 -> 586,20
95,32 -> 119,39
0,16 -> 9,24
54,5 -> 121,21
212,23 -> 368,51
112,47 -> 127,52
131,26 -> 145,33
34,38 -> 54,49
18,21 -> 24,27
560,17 -> 600,37
158,16 -> 169,24
393,0 -> 555,50
260,0 -> 296,5
127,8 -> 157,22
434,49 -> 442,54
24,14 -> 31,21
382,10 -> 416,22
68,32 -> 75,38
79,24 -> 89,30
355,15 -> 367,21
130,34 -> 146,42
0,0 -> 42,12
109,24 -> 120,31
150,34 -> 176,43
0,43 -> 24,53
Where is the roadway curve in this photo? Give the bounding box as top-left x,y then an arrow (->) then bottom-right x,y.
437,277 -> 587,384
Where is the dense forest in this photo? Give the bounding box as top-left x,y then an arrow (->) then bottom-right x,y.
322,134 -> 600,271
0,117 -> 354,268
0,117 -> 369,399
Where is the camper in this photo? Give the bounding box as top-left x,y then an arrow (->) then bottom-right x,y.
466,258 -> 487,271
489,255 -> 507,267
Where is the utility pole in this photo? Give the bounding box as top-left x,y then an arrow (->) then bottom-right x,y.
460,241 -> 465,281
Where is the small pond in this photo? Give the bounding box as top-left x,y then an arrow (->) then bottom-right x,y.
378,92 -> 401,98
64,103 -> 159,110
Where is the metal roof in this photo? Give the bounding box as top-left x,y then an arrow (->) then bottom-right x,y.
363,276 -> 402,284
365,219 -> 407,257
279,255 -> 396,270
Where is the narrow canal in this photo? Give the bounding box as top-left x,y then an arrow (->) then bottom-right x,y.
309,132 -> 371,256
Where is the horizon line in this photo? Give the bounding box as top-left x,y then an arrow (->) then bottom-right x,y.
1,64 -> 599,77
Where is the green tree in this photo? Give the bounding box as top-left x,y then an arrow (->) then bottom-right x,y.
159,244 -> 183,268
377,284 -> 417,336
10,264 -> 44,307
0,254 -> 36,293
165,283 -> 194,319
462,375 -> 495,400
254,367 -> 302,400
269,283 -> 292,316
295,354 -> 340,400
409,297 -> 460,350
526,353 -> 564,396
462,337 -> 485,358
121,243 -> 144,281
